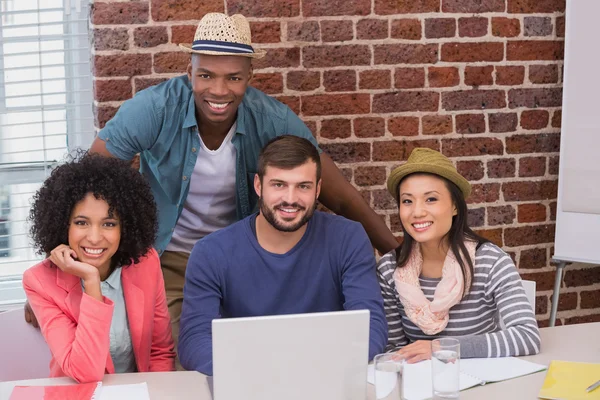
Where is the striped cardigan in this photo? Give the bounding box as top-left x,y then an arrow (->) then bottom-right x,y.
377,242 -> 541,358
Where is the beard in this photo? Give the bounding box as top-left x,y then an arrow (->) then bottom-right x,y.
258,197 -> 317,233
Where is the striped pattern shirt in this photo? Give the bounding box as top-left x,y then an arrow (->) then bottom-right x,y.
377,242 -> 541,358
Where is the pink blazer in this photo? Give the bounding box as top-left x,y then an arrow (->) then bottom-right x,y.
23,248 -> 175,382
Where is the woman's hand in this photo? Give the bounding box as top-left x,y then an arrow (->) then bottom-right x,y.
396,340 -> 432,364
49,245 -> 99,282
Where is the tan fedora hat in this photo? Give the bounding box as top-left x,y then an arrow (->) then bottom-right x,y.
179,13 -> 266,59
387,148 -> 471,202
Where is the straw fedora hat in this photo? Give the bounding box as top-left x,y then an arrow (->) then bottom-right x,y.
179,13 -> 266,59
387,148 -> 472,202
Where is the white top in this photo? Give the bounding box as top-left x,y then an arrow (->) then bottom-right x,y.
166,124 -> 237,254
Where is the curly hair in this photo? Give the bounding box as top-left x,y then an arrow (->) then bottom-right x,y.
29,152 -> 158,267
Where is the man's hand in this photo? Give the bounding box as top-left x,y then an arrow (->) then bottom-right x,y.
396,340 -> 432,364
24,300 -> 39,328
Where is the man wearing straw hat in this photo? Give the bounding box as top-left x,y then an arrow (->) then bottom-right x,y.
78,13 -> 397,348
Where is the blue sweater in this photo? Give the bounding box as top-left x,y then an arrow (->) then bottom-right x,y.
178,211 -> 388,375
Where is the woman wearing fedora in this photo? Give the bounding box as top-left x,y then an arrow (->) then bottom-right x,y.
377,148 -> 540,362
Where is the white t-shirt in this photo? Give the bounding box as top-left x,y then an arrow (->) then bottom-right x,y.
166,124 -> 237,253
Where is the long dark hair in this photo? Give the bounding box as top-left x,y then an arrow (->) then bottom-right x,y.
394,173 -> 488,296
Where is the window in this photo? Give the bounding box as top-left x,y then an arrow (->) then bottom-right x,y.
0,0 -> 94,306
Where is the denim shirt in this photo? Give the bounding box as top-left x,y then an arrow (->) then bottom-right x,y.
98,75 -> 320,254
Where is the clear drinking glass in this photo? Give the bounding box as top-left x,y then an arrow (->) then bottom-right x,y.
431,338 -> 460,399
374,353 -> 404,400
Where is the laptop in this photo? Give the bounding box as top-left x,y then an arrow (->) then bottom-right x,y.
212,310 -> 370,400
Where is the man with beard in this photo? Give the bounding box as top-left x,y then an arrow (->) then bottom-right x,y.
178,136 -> 387,376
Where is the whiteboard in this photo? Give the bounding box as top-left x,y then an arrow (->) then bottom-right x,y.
554,0 -> 600,264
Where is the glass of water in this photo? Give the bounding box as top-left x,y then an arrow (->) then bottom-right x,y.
431,338 -> 460,399
374,353 -> 404,400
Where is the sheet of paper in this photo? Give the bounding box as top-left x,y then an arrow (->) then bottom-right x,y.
97,382 -> 150,400
460,357 -> 546,383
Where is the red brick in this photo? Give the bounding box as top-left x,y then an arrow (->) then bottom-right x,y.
253,48 -> 300,69
474,228 -> 503,246
441,42 -> 504,62
394,68 -> 425,89
443,0 -> 504,12
340,167 -> 353,183
287,71 -> 320,91
375,0 -> 439,14
171,25 -> 196,45
390,214 -> 402,232
154,0 -> 223,21
551,111 -> 562,129
507,41 -> 564,61
388,117 -> 419,137
556,16 -> 565,38
536,296 -> 548,315
457,160 -> 484,181
359,70 -> 391,90
95,105 -> 119,129
93,28 -> 129,51
467,207 -> 485,227
227,0 -> 299,17
492,17 -> 521,37
425,18 -> 456,38
581,291 -> 600,309
320,142 -> 371,163
355,166 -> 386,186
320,118 -> 351,139
275,96 -> 300,114
521,111 -> 549,131
488,205 -> 516,225
442,138 -> 503,157
374,44 -> 438,65
455,114 -> 486,134
321,20 -> 353,42
465,66 -> 494,86
518,203 -> 547,223
549,201 -> 557,221
519,156 -> 546,177
529,65 -> 558,84
134,78 -> 168,93
505,224 -> 555,246
373,91 -> 439,113
506,133 -> 560,154
354,118 -> 385,138
153,52 -> 189,73
94,78 -> 132,102
373,139 -> 440,161
489,112 -> 518,133
422,115 -> 453,135
496,66 -> 525,86
564,267 -> 600,288
524,17 -> 553,37
91,2 -> 148,25
374,189 -> 397,210
250,22 -> 281,44
302,94 -> 370,116
428,67 -> 459,88
323,70 -> 356,92
548,156 -> 559,175
507,0 -> 566,13
391,19 -> 422,40
303,45 -> 370,68
94,54 -> 152,78
519,248 -> 547,269
566,314 -> 600,325
502,180 -> 557,201
519,271 -> 556,291
487,158 -> 516,178
508,88 -> 562,108
357,19 -> 389,40
287,21 -> 320,42
303,0 -> 370,16
442,90 -> 506,111
134,27 -> 168,48
458,17 -> 488,38
557,292 -> 577,311
251,73 -> 284,95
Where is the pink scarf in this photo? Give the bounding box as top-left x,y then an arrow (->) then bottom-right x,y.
393,241 -> 476,335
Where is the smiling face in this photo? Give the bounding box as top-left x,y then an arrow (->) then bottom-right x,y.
254,161 -> 321,233
398,174 -> 457,248
68,193 -> 121,274
187,54 -> 252,128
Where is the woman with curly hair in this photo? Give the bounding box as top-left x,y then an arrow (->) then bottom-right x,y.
23,153 -> 175,383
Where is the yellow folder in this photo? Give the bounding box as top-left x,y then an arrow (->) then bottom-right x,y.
539,360 -> 600,399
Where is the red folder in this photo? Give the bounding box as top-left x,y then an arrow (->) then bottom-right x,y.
9,382 -> 101,400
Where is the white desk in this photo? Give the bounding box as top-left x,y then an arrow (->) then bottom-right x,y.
1,322 -> 598,400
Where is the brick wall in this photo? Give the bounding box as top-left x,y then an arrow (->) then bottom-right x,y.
90,0 -> 600,326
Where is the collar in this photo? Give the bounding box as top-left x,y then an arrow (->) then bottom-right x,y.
102,267 -> 122,290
